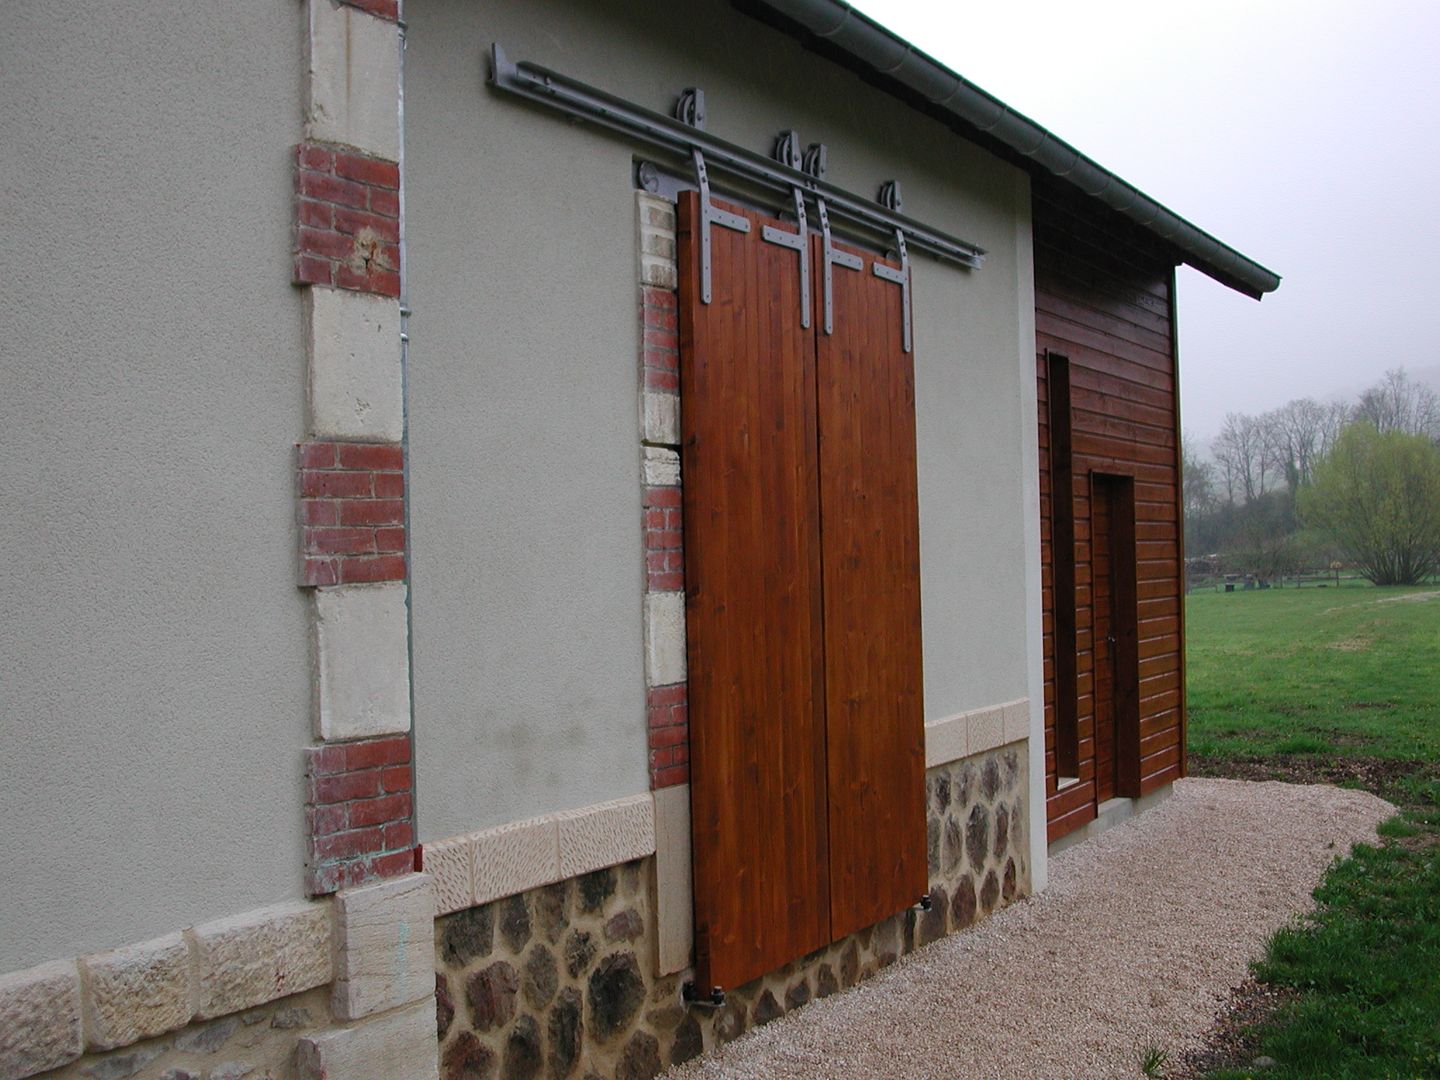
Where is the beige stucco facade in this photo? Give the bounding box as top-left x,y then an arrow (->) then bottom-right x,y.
0,2 -> 312,973
404,0 -> 1042,846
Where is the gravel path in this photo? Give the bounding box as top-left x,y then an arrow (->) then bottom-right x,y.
666,778 -> 1392,1080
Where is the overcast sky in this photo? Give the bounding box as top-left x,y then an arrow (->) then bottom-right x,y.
850,0 -> 1440,445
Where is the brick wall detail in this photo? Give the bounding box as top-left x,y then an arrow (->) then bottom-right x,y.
642,287 -> 680,394
297,440 -> 406,586
294,141 -> 400,298
639,226 -> 689,792
305,734 -> 415,894
647,682 -> 689,789
340,0 -> 399,20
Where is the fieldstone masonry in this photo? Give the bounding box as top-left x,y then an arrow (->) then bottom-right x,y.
434,743 -> 1029,1078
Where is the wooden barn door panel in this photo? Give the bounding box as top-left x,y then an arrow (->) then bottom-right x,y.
815,236 -> 928,940
1091,473 -> 1141,804
678,193 -> 831,991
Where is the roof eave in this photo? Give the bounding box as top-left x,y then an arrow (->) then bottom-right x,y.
739,0 -> 1281,298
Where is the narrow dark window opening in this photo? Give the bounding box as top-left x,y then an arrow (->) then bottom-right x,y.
1047,352 -> 1079,779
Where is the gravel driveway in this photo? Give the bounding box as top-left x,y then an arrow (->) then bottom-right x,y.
666,778 -> 1392,1080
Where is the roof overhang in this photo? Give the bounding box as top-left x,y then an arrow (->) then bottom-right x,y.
739,0 -> 1281,299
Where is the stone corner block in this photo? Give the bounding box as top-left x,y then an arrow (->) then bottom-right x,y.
305,287 -> 403,443
471,817 -> 560,906
652,783 -> 694,977
421,835 -> 474,917
924,712 -> 968,770
642,445 -> 681,488
297,999 -> 437,1080
1002,697 -> 1031,745
190,900 -> 332,1020
643,591 -> 687,688
305,0 -> 401,161
556,793 -> 656,879
79,932 -> 193,1052
332,873 -> 435,1022
0,960 -> 82,1078
312,582 -> 412,741
642,389 -> 680,447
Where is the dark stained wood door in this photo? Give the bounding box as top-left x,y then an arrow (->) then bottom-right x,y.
1090,473 -> 1141,805
677,193 -> 832,991
815,235 -> 928,940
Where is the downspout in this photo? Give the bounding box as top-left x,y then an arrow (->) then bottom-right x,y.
397,2 -> 419,840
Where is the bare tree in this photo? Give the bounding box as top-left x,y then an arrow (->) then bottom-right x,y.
1355,368 -> 1440,440
1212,412 -> 1273,504
1181,435 -> 1218,518
1265,398 -> 1328,493
1317,400 -> 1353,460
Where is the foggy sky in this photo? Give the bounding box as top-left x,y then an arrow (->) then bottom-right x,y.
851,0 -> 1440,445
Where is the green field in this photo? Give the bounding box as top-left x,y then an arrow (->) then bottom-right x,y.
1187,585 -> 1440,763
1184,584 -> 1440,1079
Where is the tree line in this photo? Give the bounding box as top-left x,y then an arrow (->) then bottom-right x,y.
1184,368 -> 1440,586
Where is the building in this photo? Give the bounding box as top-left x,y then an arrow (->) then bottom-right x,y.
0,1 -> 1277,1077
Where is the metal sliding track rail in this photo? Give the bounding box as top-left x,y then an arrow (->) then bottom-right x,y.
487,44 -> 986,273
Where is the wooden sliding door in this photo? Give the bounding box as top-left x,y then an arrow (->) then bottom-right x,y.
678,192 -> 925,991
816,234 -> 927,941
679,194 -> 831,991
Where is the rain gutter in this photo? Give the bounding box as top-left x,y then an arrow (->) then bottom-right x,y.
740,0 -> 1281,299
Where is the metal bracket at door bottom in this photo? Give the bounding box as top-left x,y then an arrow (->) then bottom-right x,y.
760,187 -> 811,329
816,197 -> 862,335
872,227 -> 913,353
693,148 -> 750,304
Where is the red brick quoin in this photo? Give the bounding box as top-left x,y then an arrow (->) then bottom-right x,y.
293,141 -> 400,298
342,0 -> 399,20
297,440 -> 406,586
641,281 -> 689,789
647,682 -> 689,788
305,734 -> 414,894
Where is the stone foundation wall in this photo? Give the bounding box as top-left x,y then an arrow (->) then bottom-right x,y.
39,987 -> 334,1080
433,742 -> 1029,1079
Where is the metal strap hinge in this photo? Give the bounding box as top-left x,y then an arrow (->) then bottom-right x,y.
760,187 -> 811,329
872,227 -> 913,353
816,197 -> 862,335
692,148 -> 749,304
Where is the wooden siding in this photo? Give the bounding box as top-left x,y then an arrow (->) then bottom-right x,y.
1034,181 -> 1186,844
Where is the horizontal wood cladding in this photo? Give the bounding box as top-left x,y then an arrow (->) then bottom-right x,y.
1035,179 -> 1186,844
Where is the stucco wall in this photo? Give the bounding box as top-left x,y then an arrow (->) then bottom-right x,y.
405,0 -> 1035,841
0,4 -> 310,972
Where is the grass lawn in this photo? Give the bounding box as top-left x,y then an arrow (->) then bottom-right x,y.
1187,584 -> 1440,761
1182,584 -> 1440,1080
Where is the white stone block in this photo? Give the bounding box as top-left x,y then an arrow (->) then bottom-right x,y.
968,706 -> 1005,756
644,591 -> 687,688
1003,697 -> 1031,745
641,256 -> 679,290
306,288 -> 403,443
313,582 -> 411,741
190,901 -> 332,1020
472,817 -> 559,906
642,446 -> 681,488
924,712 -> 969,769
556,794 -> 655,879
652,784 -> 693,975
422,835 -> 474,917
79,932 -> 194,1051
0,960 -> 82,1077
305,0 -> 400,160
297,1000 -> 437,1080
332,873 -> 436,1022
642,390 -> 680,447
